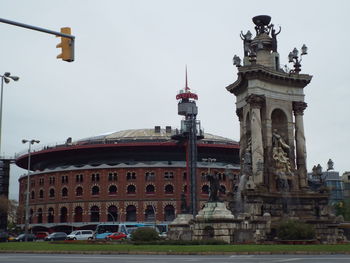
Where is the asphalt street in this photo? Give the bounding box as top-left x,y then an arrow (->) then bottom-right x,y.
1,254 -> 350,263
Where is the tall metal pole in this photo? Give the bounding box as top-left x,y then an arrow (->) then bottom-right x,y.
24,142 -> 32,242
0,77 -> 4,156
189,116 -> 198,217
0,73 -> 19,156
23,139 -> 39,242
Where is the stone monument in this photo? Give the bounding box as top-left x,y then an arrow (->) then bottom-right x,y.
192,172 -> 235,243
226,15 -> 345,243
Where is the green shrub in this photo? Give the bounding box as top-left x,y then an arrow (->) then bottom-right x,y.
131,227 -> 160,242
277,220 -> 315,240
133,239 -> 227,245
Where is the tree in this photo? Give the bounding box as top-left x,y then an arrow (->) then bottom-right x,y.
0,196 -> 18,228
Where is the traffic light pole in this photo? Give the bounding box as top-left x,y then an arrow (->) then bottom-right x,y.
0,17 -> 75,61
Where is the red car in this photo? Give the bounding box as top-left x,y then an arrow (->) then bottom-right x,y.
105,232 -> 127,241
35,232 -> 49,240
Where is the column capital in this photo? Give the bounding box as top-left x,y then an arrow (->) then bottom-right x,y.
293,101 -> 308,115
236,107 -> 243,121
246,94 -> 265,108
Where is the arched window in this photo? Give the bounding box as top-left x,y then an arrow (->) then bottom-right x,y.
31,190 -> 35,199
74,206 -> 83,222
49,188 -> 55,198
146,184 -> 155,194
48,207 -> 54,223
202,185 -> 209,194
126,205 -> 136,221
145,205 -> 155,222
107,205 -> 118,222
127,185 -> 136,194
90,206 -> 100,222
271,108 -> 288,137
60,207 -> 68,223
126,172 -> 136,180
92,186 -> 100,195
108,185 -> 117,195
39,189 -> 44,199
165,184 -> 174,194
62,187 -> 68,197
164,205 -> 175,221
76,186 -> 83,196
37,208 -> 43,223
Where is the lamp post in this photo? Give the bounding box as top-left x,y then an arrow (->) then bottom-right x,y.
202,158 -> 216,176
22,139 -> 40,242
0,72 -> 19,155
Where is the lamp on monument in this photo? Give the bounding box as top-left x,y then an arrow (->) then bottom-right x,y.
288,44 -> 308,74
301,44 -> 308,55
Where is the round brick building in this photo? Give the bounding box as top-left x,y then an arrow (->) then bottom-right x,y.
16,126 -> 239,232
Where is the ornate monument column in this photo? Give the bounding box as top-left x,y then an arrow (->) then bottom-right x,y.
246,94 -> 265,185
236,108 -> 244,166
293,101 -> 308,188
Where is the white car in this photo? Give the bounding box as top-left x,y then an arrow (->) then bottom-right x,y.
66,230 -> 94,240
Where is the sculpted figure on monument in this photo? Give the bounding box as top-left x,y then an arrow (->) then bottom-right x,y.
243,137 -> 252,175
327,159 -> 334,171
240,30 -> 252,56
272,129 -> 292,174
270,24 -> 281,52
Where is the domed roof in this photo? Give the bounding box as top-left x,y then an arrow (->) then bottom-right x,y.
77,127 -> 238,145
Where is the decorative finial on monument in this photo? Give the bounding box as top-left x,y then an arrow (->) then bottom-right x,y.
233,55 -> 241,67
252,15 -> 271,35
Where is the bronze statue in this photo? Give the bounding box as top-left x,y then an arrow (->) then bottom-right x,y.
180,192 -> 189,213
206,172 -> 223,202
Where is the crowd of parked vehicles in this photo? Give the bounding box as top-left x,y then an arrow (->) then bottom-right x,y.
0,222 -> 168,242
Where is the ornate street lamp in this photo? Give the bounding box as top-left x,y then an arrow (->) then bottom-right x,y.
0,72 -> 19,155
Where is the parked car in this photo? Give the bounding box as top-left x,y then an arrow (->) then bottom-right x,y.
35,231 -> 49,240
7,234 -> 16,242
44,232 -> 67,241
66,230 -> 94,240
0,232 -> 9,242
105,232 -> 127,241
14,233 -> 36,242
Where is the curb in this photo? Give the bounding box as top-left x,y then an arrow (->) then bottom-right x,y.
1,250 -> 350,255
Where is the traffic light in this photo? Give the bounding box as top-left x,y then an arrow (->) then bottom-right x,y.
56,27 -> 74,62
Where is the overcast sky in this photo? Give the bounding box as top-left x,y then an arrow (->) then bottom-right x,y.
1,0 -> 349,200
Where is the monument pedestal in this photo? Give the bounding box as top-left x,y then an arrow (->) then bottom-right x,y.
192,202 -> 235,243
167,214 -> 194,241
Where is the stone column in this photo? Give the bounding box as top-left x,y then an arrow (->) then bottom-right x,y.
293,101 -> 308,189
246,94 -> 265,185
236,108 -> 244,168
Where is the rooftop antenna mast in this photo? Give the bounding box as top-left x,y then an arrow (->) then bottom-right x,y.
172,66 -> 203,217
